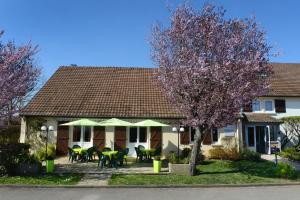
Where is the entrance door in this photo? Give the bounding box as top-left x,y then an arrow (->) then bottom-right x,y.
93,126 -> 105,150
56,122 -> 69,155
256,126 -> 266,153
114,126 -> 126,151
150,127 -> 162,150
127,127 -> 149,157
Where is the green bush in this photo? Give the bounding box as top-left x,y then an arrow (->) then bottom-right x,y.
0,126 -> 20,144
240,149 -> 261,162
0,143 -> 37,175
181,148 -> 191,159
274,162 -> 297,179
167,151 -> 178,164
0,165 -> 7,177
35,144 -> 56,161
280,147 -> 300,161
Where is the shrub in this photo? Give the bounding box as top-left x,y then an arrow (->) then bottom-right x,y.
208,147 -> 240,161
280,147 -> 300,161
0,126 -> 20,144
0,165 -> 7,177
181,148 -> 191,159
167,151 -> 178,164
240,149 -> 261,162
35,144 -> 56,161
274,162 -> 297,179
0,143 -> 38,175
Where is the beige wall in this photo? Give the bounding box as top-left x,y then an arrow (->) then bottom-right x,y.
21,117 -> 243,156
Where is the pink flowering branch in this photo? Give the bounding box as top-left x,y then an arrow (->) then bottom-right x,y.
150,4 -> 273,175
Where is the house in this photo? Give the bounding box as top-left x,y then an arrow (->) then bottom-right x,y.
19,63 -> 300,157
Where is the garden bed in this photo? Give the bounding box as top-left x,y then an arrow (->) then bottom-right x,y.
109,160 -> 300,185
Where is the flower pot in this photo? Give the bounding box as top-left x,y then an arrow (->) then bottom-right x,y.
46,160 -> 54,173
168,163 -> 190,175
153,160 -> 162,173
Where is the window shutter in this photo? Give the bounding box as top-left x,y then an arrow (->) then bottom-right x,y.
275,99 -> 286,113
180,128 -> 190,145
202,129 -> 212,145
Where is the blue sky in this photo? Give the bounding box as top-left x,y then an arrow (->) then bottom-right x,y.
0,0 -> 300,80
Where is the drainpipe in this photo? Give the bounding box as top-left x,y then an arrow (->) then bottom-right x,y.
267,125 -> 271,155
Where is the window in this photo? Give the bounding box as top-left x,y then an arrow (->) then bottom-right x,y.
224,125 -> 235,137
83,126 -> 91,142
129,127 -> 137,143
139,127 -> 147,143
275,99 -> 286,113
212,128 -> 218,143
190,127 -> 196,142
265,100 -> 273,111
247,127 -> 255,147
73,126 -> 81,142
252,100 -> 261,111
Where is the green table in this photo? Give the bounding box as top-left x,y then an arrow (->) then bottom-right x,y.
73,148 -> 87,155
102,151 -> 118,160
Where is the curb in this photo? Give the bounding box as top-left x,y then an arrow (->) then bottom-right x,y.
1,182 -> 300,189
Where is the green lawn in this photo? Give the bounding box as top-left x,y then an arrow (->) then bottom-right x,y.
109,160 -> 300,185
0,174 -> 82,185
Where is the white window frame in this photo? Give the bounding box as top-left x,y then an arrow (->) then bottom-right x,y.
264,100 -> 274,112
252,100 -> 261,112
224,125 -> 235,137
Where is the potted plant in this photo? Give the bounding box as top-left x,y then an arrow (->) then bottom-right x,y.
153,156 -> 162,173
46,155 -> 55,173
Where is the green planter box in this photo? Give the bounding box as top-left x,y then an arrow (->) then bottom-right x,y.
153,160 -> 162,173
46,160 -> 54,173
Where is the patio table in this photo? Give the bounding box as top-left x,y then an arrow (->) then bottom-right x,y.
102,151 -> 118,160
140,149 -> 156,159
73,148 -> 87,155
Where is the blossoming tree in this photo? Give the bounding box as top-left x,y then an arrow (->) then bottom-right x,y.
151,4 -> 273,175
0,30 -> 40,123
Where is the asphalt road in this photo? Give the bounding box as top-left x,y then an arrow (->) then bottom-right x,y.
0,186 -> 300,200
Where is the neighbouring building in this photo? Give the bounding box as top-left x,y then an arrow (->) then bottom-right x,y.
19,63 -> 300,156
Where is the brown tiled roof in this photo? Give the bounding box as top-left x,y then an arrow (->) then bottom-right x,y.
269,63 -> 300,97
21,66 -> 184,118
243,113 -> 282,123
21,63 -> 300,118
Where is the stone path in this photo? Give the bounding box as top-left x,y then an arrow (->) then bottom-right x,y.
76,173 -> 111,186
261,154 -> 300,170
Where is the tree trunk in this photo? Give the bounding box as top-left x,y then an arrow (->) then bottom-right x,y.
189,126 -> 204,176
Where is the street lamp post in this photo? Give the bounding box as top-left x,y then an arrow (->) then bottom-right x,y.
172,126 -> 185,158
41,125 -> 54,160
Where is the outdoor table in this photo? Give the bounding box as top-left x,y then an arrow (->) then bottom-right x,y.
102,151 -> 118,160
140,149 -> 156,159
73,148 -> 87,155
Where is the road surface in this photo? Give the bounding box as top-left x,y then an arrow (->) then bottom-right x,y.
0,185 -> 299,200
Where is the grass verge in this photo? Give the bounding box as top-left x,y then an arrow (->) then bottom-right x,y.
0,173 -> 82,185
109,160 -> 300,185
